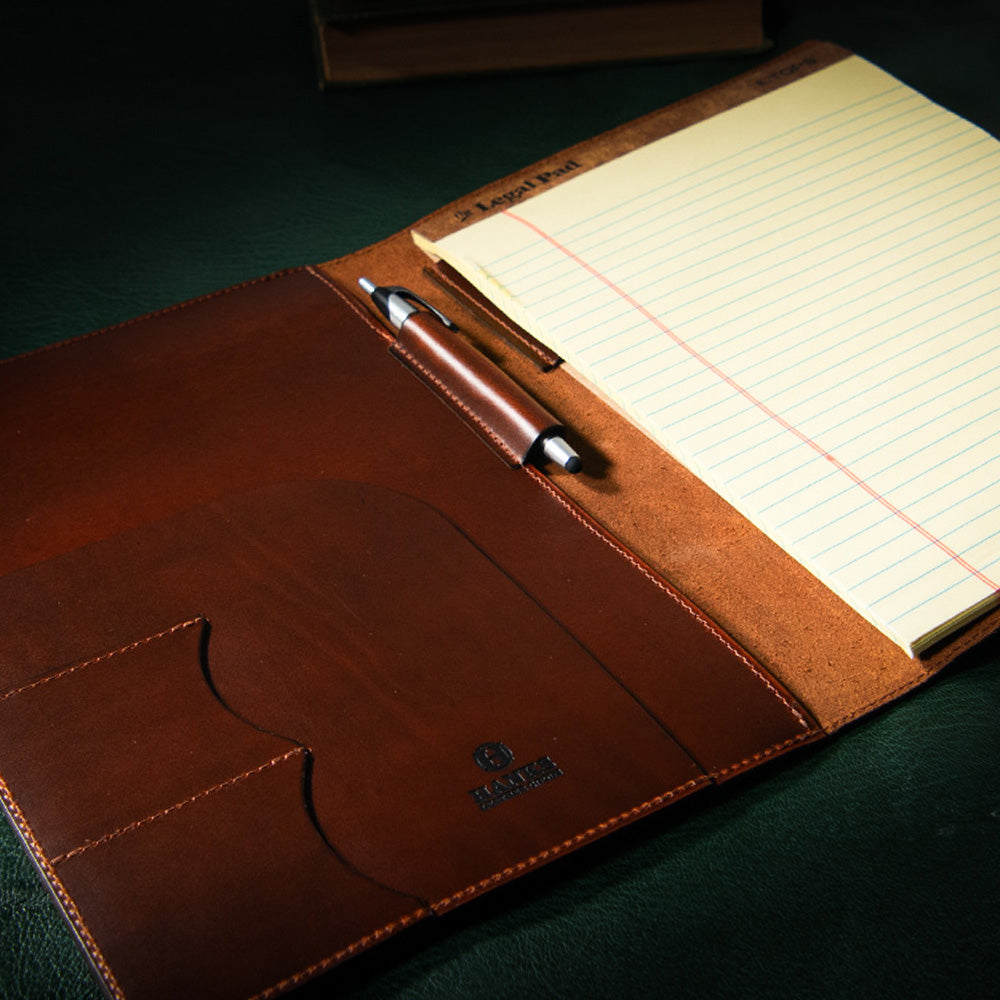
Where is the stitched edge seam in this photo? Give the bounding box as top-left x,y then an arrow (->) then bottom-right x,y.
525,468 -> 815,732
0,618 -> 204,702
249,726 -> 819,997
302,263 -> 814,737
305,265 -> 394,345
430,729 -> 820,916
709,729 -> 819,780
829,670 -> 939,730
434,775 -> 709,912
51,747 -> 306,866
305,266 -> 520,463
391,344 -> 520,463
0,774 -> 126,1000
305,263 -> 816,735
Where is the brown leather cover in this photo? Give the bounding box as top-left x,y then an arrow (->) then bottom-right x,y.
0,41 -> 993,1000
0,267 -> 817,1000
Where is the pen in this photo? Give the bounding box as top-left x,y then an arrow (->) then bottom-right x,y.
358,277 -> 582,473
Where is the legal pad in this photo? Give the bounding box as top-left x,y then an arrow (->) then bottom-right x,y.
1,41 -> 997,1000
416,54 -> 1000,656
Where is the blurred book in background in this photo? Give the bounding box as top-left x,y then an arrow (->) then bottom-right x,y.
309,0 -> 766,86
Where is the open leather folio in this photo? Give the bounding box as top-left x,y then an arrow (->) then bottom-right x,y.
1,41 -> 997,1000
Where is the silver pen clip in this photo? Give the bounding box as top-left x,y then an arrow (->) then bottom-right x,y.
358,278 -> 457,331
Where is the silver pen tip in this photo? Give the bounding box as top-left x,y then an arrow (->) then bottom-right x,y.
542,435 -> 582,473
358,277 -> 376,294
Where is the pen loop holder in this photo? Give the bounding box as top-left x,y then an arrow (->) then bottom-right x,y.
389,312 -> 563,468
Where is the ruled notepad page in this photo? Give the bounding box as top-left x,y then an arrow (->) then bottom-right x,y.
414,55 -> 1000,654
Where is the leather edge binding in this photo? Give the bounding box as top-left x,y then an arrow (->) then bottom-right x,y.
429,774 -> 711,915
431,722 -> 823,916
0,776 -> 126,1000
247,906 -> 432,1000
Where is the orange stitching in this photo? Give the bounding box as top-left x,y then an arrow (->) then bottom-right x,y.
0,774 -> 127,1000
308,264 -> 813,735
0,618 -> 204,702
434,776 -> 708,912
304,265 -> 394,346
305,265 -> 520,464
709,729 -> 820,780
432,730 -> 821,913
434,731 -> 820,915
248,730 -> 820,997
524,469 -> 814,731
52,747 -> 305,866
829,673 -> 932,730
248,907 -> 432,1000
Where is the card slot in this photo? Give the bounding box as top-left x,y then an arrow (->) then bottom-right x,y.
0,608 -> 431,1000
52,742 -> 426,1000
0,617 -> 304,866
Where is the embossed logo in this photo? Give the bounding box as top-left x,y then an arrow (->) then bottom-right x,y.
468,742 -> 563,811
473,742 -> 514,772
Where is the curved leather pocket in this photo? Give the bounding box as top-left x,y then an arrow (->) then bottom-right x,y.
0,480 -> 705,904
0,476 -> 815,999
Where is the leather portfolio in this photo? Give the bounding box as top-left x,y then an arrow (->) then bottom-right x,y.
1,41 -> 996,1000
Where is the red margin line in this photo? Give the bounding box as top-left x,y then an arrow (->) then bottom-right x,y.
503,208 -> 999,593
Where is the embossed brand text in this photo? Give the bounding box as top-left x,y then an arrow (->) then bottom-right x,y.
468,754 -> 563,811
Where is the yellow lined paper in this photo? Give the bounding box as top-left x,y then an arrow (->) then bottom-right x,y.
414,56 -> 1000,655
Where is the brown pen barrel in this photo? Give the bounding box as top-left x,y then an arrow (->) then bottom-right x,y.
396,310 -> 562,465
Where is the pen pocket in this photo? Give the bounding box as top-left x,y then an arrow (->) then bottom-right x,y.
389,309 -> 568,468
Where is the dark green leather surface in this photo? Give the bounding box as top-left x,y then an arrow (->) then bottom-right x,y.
2,2 -> 998,997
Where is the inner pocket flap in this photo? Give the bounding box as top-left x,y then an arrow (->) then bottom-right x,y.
0,479 -> 707,906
